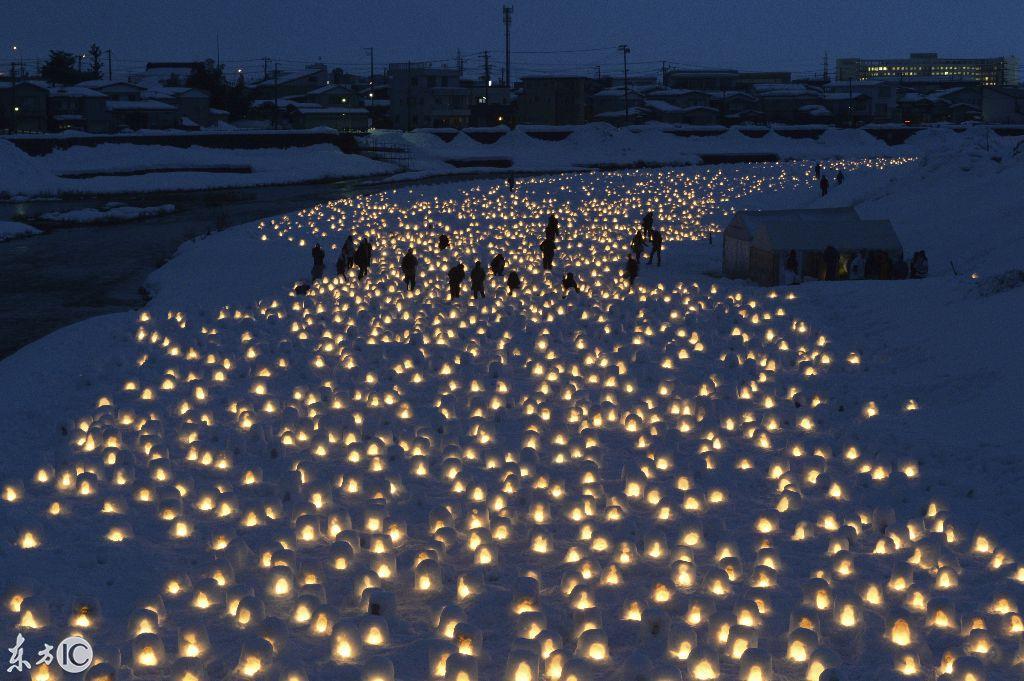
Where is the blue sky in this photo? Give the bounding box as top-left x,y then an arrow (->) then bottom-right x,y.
4,0 -> 1022,81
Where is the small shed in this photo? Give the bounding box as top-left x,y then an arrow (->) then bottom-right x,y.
723,208 -> 903,285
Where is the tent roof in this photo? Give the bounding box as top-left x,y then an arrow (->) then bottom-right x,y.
733,208 -> 903,252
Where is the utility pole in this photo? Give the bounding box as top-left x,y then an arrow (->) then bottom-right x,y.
502,5 -> 513,88
822,52 -> 830,83
456,49 -> 463,77
365,47 -> 374,87
262,57 -> 270,81
848,77 -> 854,127
483,51 -> 491,102
106,49 -> 112,80
618,44 -> 630,125
661,60 -> 667,86
273,62 -> 279,130
10,48 -> 17,134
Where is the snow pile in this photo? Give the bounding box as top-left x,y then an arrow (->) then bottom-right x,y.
368,123 -> 913,180
40,203 -> 177,224
0,219 -> 41,241
0,142 -> 395,198
2,159 -> 1022,681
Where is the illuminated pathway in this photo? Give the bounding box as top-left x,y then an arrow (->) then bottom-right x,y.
5,161 -> 1019,681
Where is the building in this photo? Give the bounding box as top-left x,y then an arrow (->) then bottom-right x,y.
836,53 -> 1019,86
0,81 -> 50,132
751,84 -> 826,124
665,70 -> 791,92
387,63 -> 470,130
248,64 -> 330,100
517,75 -> 592,125
982,86 -> 1024,123
77,80 -> 180,130
723,208 -> 903,285
823,80 -> 900,122
47,85 -> 110,132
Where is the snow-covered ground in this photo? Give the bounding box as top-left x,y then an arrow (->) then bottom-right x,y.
40,203 -> 178,224
0,141 -> 394,198
0,219 -> 41,241
1,146 -> 1022,681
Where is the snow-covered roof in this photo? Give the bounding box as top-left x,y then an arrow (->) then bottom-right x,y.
249,67 -> 327,89
47,85 -> 107,98
645,100 -> 683,113
733,208 -> 903,253
77,79 -> 145,91
307,83 -> 354,95
106,99 -> 177,111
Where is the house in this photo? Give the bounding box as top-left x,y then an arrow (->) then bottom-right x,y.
751,84 -> 825,124
47,85 -> 110,132
517,75 -> 593,125
824,80 -> 900,122
590,86 -> 646,116
106,99 -> 178,130
247,64 -> 330,100
710,91 -> 761,124
144,86 -> 211,127
982,86 -> 1024,123
646,87 -> 711,111
821,92 -> 871,124
723,208 -> 903,285
0,81 -> 50,132
387,63 -> 470,130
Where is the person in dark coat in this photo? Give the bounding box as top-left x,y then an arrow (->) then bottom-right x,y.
814,161 -> 822,180
506,269 -> 521,295
649,228 -> 663,266
489,253 -> 506,277
892,257 -> 909,280
823,245 -> 839,281
561,271 -> 579,297
341,235 -> 355,273
630,230 -> 645,260
470,261 -> 486,298
820,175 -> 829,197
311,243 -> 325,280
354,239 -> 371,280
835,170 -> 845,185
910,250 -> 929,279
507,174 -> 516,192
544,214 -> 559,242
784,249 -> 800,284
540,238 -> 555,270
642,211 -> 654,241
448,261 -> 465,299
400,248 -> 418,291
438,233 -> 450,251
624,254 -> 639,287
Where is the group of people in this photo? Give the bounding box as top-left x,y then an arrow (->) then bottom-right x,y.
313,235 -> 376,282
303,209 -> 667,298
815,162 -> 844,197
784,246 -> 929,284
623,211 -> 664,287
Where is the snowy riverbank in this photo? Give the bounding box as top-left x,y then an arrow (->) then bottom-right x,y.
1,152 -> 1022,681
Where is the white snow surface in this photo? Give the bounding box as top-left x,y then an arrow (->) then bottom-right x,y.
0,220 -> 41,241
0,141 -> 395,198
40,203 -> 178,224
1,153 -> 1023,681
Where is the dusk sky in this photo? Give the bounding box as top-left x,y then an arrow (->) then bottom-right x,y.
5,0 -> 1024,81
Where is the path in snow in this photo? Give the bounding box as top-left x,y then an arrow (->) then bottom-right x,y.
3,161 -> 1019,681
